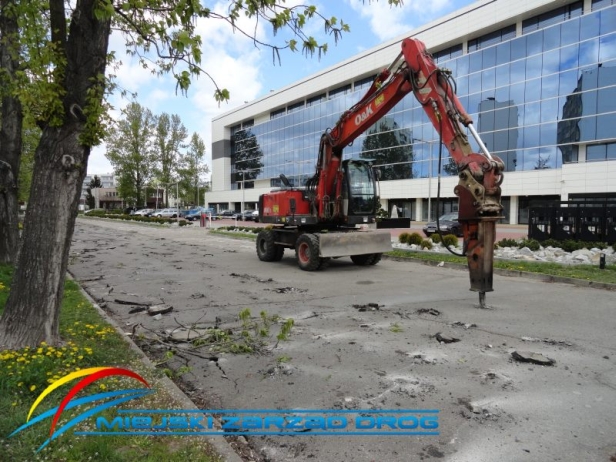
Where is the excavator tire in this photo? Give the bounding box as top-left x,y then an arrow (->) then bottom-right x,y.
273,245 -> 285,261
256,229 -> 277,261
295,233 -> 321,271
317,257 -> 331,270
350,253 -> 375,265
369,253 -> 382,265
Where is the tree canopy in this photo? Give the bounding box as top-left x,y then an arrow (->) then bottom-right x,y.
0,0 -> 402,349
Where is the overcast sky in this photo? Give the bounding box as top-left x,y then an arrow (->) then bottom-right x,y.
88,0 -> 475,176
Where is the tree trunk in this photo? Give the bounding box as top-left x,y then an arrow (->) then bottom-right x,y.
0,0 -> 110,349
0,0 -> 23,265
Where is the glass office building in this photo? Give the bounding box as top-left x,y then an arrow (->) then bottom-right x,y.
209,0 -> 616,224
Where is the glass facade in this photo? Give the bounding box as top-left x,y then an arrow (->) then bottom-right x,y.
229,3 -> 616,216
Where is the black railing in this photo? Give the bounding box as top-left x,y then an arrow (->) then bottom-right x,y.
528,201 -> 616,243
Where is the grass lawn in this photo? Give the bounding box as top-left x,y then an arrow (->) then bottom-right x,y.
387,248 -> 616,285
0,264 -> 221,462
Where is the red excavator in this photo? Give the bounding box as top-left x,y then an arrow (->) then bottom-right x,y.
256,37 -> 504,307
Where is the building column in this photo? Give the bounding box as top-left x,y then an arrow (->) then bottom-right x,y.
509,196 -> 518,225
415,198 -> 423,222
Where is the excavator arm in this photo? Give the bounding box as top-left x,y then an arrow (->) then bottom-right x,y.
317,37 -> 504,303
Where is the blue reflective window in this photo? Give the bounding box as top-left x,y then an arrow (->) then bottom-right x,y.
524,102 -> 541,125
543,25 -> 561,51
495,85 -> 509,102
526,55 -> 542,80
579,38 -> 600,67
586,143 -> 605,161
482,46 -> 497,68
561,18 -> 580,46
495,63 -> 510,87
469,72 -> 482,92
598,63 -> 616,86
540,123 -> 557,146
581,12 -> 601,40
526,31 -> 543,55
607,143 -> 616,159
455,75 -> 469,95
542,74 -> 560,99
542,49 -> 560,75
513,127 -> 524,149
482,67 -> 496,90
599,34 -> 616,62
560,44 -> 579,71
511,36 -> 527,61
509,82 -> 525,105
593,0 -> 616,11
525,79 -> 541,103
456,54 -> 469,76
496,42 -> 510,65
597,86 -> 616,113
597,113 -> 616,139
600,7 -> 616,36
581,67 -> 599,91
510,60 -> 526,84
469,52 -> 482,73
579,115 -> 597,141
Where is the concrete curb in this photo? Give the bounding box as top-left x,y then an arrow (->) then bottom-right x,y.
68,271 -> 244,462
383,255 -> 616,291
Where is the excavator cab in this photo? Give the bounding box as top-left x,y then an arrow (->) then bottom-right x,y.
341,159 -> 380,224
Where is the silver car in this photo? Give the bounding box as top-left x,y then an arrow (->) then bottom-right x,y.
133,208 -> 155,217
154,208 -> 180,218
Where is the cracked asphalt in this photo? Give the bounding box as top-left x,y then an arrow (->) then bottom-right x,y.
69,218 -> 616,462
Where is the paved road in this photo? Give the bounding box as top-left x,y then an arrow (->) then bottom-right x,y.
70,219 -> 615,462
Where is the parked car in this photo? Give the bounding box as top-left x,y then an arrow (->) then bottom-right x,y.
252,210 -> 259,222
133,208 -> 155,217
422,213 -> 463,237
185,207 -> 218,221
240,210 -> 255,221
219,209 -> 241,219
154,208 -> 180,218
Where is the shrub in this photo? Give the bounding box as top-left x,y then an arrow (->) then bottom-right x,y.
541,238 -> 561,248
519,238 -> 540,251
442,234 -> 459,248
561,239 -> 584,252
420,239 -> 433,250
407,232 -> 423,246
398,232 -> 412,244
497,238 -> 518,248
592,242 -> 608,250
430,233 -> 441,244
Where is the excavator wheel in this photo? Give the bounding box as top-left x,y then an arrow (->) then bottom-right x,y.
351,253 -> 379,266
295,234 -> 322,271
369,253 -> 382,265
256,229 -> 277,262
318,257 -> 331,270
273,244 -> 285,261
